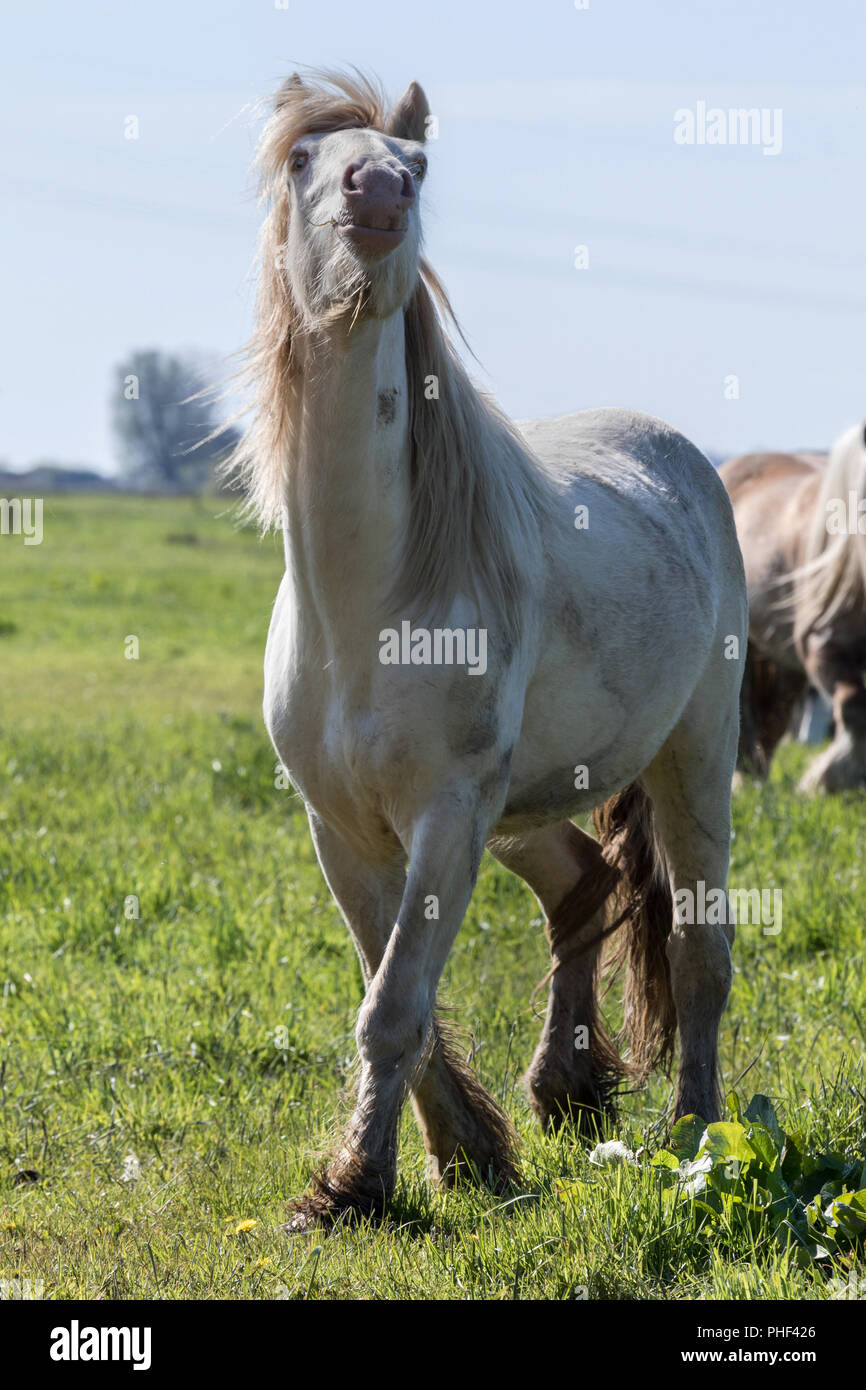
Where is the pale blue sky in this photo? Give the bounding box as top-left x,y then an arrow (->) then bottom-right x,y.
2,0 -> 864,473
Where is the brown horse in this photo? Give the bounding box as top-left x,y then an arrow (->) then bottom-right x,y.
721,423 -> 866,791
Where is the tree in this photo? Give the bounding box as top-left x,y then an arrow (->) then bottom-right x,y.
110,349 -> 238,492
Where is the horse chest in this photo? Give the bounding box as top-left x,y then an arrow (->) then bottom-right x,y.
265,660 -> 419,821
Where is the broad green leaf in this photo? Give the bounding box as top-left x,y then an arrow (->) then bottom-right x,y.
820,1178 -> 846,1211
802,1151 -> 848,1183
781,1132 -> 806,1186
725,1090 -> 742,1123
692,1190 -> 723,1217
651,1150 -> 679,1171
799,1154 -> 851,1203
699,1121 -> 758,1166
826,1190 -> 866,1237
669,1113 -> 706,1161
747,1120 -> 780,1171
743,1094 -> 783,1150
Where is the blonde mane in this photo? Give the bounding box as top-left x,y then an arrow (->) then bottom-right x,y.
793,422 -> 866,654
231,69 -> 555,635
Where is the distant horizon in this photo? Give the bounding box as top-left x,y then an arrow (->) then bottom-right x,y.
0,434 -> 835,482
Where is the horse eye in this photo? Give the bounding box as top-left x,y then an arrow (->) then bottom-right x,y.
290,149 -> 309,174
410,158 -> 427,180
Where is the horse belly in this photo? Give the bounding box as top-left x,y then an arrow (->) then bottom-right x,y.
500,653 -> 689,829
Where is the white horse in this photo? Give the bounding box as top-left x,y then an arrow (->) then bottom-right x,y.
234,71 -> 747,1228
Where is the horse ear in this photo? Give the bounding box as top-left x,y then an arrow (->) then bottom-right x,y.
275,72 -> 305,110
387,81 -> 430,142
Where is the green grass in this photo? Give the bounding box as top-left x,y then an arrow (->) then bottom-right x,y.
0,496 -> 864,1299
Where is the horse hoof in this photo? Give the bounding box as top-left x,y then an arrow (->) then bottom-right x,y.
799,732 -> 866,794
282,1191 -> 348,1234
282,1206 -> 320,1235
529,1088 -> 614,1140
282,1165 -> 392,1234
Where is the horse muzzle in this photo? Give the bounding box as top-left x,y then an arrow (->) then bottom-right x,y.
340,158 -> 414,259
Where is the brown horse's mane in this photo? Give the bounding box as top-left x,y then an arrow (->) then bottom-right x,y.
792,423 -> 866,654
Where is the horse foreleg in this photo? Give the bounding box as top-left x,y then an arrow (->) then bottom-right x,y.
284,815 -> 405,1230
291,787 -> 510,1226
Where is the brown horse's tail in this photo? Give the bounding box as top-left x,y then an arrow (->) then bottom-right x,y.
592,784 -> 677,1080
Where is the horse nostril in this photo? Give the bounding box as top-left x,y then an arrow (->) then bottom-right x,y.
341,161 -> 364,195
342,159 -> 414,207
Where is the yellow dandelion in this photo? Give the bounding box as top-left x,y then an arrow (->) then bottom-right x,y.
235,1219 -> 257,1234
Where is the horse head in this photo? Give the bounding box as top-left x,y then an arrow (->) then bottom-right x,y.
266,71 -> 430,327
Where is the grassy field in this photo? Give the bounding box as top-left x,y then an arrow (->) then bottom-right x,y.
0,495 -> 864,1300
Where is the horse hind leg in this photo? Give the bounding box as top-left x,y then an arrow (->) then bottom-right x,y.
488,822 -> 627,1136
642,700 -> 739,1123
410,1018 -> 520,1190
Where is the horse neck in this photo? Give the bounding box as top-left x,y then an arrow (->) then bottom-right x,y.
282,311 -> 411,639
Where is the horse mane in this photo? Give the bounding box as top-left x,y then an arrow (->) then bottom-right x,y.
228,70 -> 386,526
231,68 -> 555,637
792,421 -> 866,655
399,263 -> 556,632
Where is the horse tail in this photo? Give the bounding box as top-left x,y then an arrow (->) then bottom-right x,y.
592,783 -> 677,1079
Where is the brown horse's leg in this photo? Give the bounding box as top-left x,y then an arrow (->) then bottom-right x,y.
736,643 -> 764,775
800,642 -> 866,790
833,679 -> 866,739
738,644 -> 806,778
489,822 -> 625,1135
753,656 -> 808,765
